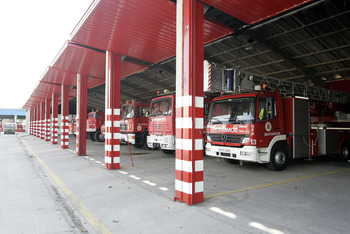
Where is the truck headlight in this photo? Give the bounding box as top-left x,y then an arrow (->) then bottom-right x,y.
207,135 -> 212,142
242,138 -> 250,144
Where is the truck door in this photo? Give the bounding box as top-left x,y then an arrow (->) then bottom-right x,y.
256,96 -> 279,148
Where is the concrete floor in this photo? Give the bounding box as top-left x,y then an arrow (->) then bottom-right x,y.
4,133 -> 350,233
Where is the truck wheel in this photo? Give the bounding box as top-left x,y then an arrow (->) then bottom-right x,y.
94,129 -> 104,142
224,158 -> 239,164
134,132 -> 146,148
267,144 -> 288,171
134,143 -> 144,148
339,141 -> 350,162
162,149 -> 175,154
89,132 -> 96,141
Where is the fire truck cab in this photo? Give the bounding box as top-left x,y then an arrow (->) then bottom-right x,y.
147,94 -> 175,154
87,111 -> 105,142
120,101 -> 149,148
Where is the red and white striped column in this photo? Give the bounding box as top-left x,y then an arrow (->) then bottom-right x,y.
76,74 -> 87,156
35,105 -> 40,138
45,99 -> 51,142
34,106 -> 38,137
30,109 -> 33,135
61,85 -> 70,149
175,0 -> 204,205
51,93 -> 59,144
104,51 -> 121,169
40,102 -> 45,140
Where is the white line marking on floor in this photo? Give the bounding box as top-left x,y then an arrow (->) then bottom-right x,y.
130,175 -> 140,180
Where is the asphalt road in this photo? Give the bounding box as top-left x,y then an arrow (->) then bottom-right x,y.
2,133 -> 350,234
0,134 -> 89,233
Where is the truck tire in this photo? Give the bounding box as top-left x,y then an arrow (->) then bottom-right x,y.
266,144 -> 288,171
94,129 -> 104,142
339,140 -> 350,162
89,132 -> 96,141
133,131 -> 146,148
161,149 -> 175,154
224,158 -> 239,164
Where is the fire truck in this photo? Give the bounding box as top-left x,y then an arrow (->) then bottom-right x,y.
147,92 -> 175,154
205,67 -> 350,171
120,101 -> 149,147
147,89 -> 213,154
69,116 -> 77,135
87,110 -> 105,142
3,122 -> 16,134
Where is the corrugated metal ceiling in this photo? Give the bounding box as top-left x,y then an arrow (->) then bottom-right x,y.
23,0 -> 350,113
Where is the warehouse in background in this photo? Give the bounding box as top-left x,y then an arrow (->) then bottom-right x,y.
0,109 -> 26,133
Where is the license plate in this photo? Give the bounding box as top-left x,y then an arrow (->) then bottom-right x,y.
218,148 -> 230,153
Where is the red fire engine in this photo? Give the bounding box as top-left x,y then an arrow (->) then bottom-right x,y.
87,110 -> 105,142
205,68 -> 350,171
120,101 -> 149,148
68,116 -> 76,135
147,93 -> 175,154
147,89 -> 213,154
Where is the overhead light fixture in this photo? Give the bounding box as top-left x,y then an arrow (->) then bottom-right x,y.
245,38 -> 254,51
334,74 -> 342,79
321,77 -> 327,81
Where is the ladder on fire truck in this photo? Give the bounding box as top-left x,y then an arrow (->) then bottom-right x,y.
206,61 -> 350,104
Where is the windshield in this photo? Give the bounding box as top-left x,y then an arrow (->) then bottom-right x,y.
4,124 -> 15,129
149,98 -> 172,117
208,97 -> 255,124
122,105 -> 135,119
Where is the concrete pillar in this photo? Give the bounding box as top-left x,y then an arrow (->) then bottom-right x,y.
40,102 -> 45,140
34,106 -> 38,137
36,105 -> 40,138
45,99 -> 51,142
61,85 -> 70,149
30,109 -> 33,135
175,0 -> 204,205
14,115 -> 18,130
76,74 -> 88,156
104,51 -> 121,169
51,93 -> 59,144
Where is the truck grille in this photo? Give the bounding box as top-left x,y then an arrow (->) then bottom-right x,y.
208,134 -> 249,144
120,124 -> 128,131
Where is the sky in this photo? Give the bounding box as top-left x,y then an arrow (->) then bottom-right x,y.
0,0 -> 93,109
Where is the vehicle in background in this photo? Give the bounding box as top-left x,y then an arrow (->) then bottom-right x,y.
87,110 -> 105,142
120,101 -> 149,148
3,122 -> 16,134
147,93 -> 175,154
69,117 -> 77,135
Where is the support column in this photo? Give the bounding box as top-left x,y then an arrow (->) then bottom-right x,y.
175,0 -> 204,205
76,74 -> 88,156
30,109 -> 33,135
51,93 -> 59,144
45,99 -> 51,142
40,101 -> 45,140
34,106 -> 38,137
35,105 -> 40,138
61,85 -> 70,149
104,51 -> 121,169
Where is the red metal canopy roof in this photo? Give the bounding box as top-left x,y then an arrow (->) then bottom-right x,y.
23,0 -> 312,109
70,0 -> 234,64
23,41 -> 148,109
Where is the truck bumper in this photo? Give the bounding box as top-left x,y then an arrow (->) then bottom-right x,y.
147,135 -> 175,150
120,133 -> 135,144
205,143 -> 269,163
